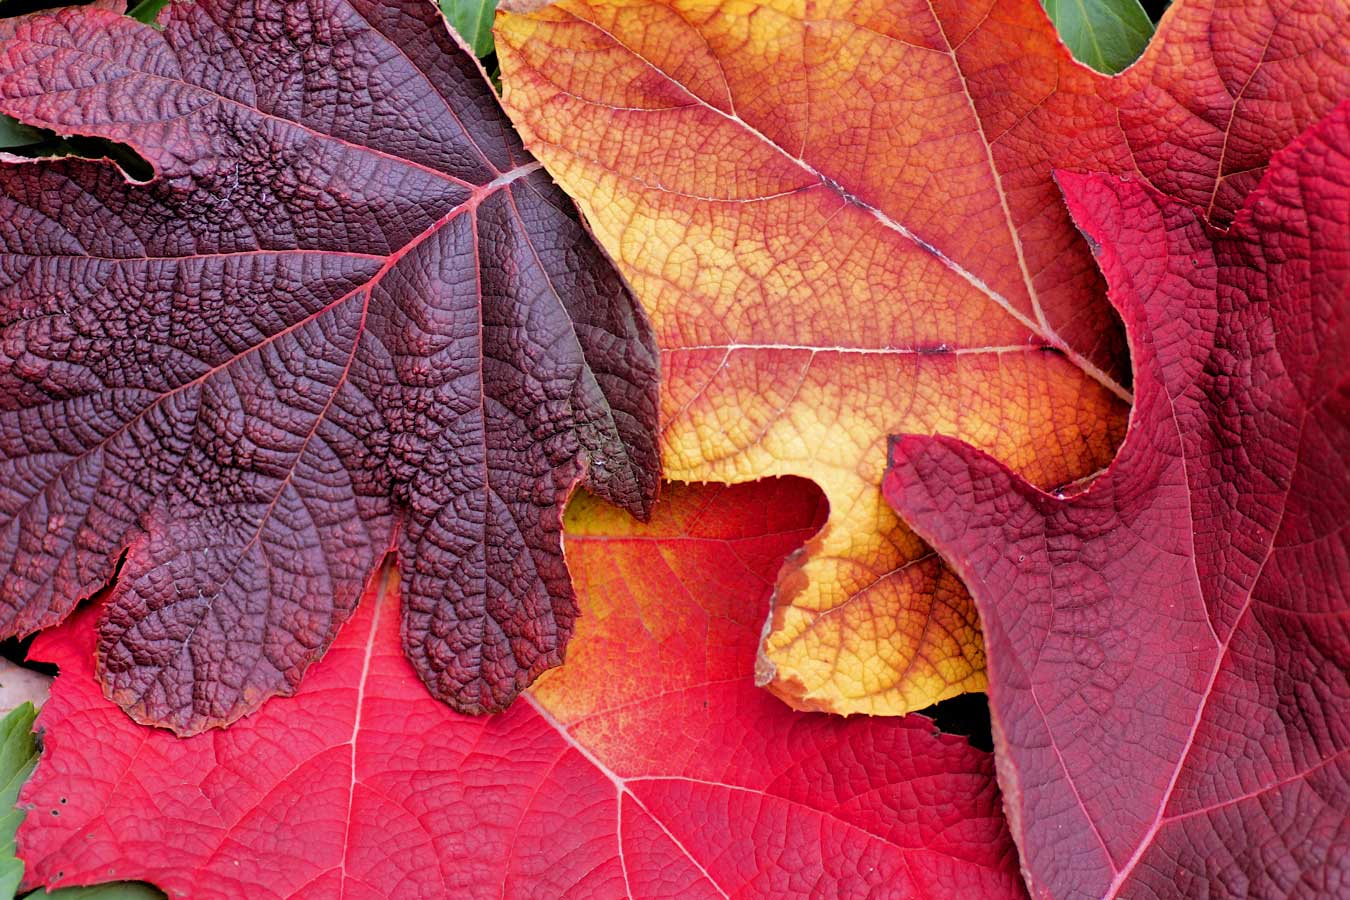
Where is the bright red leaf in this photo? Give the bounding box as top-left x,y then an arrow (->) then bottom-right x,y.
17,479 -> 1024,899
0,0 -> 659,730
886,105 -> 1349,898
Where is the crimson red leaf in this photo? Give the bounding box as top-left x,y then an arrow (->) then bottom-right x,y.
0,0 -> 659,731
17,480 -> 1025,899
886,105 -> 1349,898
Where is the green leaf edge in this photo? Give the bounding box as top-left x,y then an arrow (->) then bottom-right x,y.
1043,0 -> 1155,74
440,0 -> 498,58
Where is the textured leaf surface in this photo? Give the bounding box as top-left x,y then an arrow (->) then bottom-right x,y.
886,105 -> 1349,899
1042,0 -> 1153,73
17,480 -> 1023,899
495,0 -> 1350,716
0,0 -> 659,731
0,704 -> 166,900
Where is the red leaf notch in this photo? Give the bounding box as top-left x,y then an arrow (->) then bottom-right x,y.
0,1 -> 659,731
887,105 -> 1349,898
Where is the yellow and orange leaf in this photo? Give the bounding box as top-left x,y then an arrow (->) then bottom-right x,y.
495,0 -> 1350,715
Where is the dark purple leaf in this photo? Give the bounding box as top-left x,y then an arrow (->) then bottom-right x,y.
0,0 -> 659,733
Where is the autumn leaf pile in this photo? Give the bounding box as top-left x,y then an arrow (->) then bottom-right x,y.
0,0 -> 1345,898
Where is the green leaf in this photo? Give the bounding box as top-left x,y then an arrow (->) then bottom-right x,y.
0,704 -> 40,900
440,0 -> 497,58
125,0 -> 170,26
1043,0 -> 1154,74
0,113 -> 46,151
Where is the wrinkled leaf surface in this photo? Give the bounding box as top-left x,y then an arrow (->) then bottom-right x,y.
0,0 -> 659,730
887,105 -> 1349,899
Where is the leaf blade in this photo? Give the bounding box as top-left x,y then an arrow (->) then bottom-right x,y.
0,0 -> 659,729
886,103 -> 1350,899
0,703 -> 38,900
0,703 -> 167,900
0,113 -> 42,150
125,0 -> 170,26
441,0 -> 498,57
17,481 -> 1026,899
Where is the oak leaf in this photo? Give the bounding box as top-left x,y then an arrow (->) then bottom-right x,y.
0,0 -> 659,731
495,0 -> 1350,715
886,104 -> 1349,898
17,480 -> 1025,899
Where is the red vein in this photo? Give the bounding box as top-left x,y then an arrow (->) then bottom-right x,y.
523,694 -> 731,900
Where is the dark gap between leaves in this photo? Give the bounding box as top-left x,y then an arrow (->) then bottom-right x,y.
0,633 -> 55,675
0,551 -> 126,677
0,125 -> 154,182
918,692 -> 993,752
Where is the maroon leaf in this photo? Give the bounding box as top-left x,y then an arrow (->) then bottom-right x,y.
886,104 -> 1349,898
0,0 -> 659,732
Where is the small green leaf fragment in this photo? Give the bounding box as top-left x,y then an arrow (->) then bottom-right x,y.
125,0 -> 170,26
0,703 -> 40,900
441,0 -> 498,58
39,884 -> 166,899
1043,0 -> 1154,74
0,114 -> 46,151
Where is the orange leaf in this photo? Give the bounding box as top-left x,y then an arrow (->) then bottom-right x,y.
495,0 -> 1349,715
